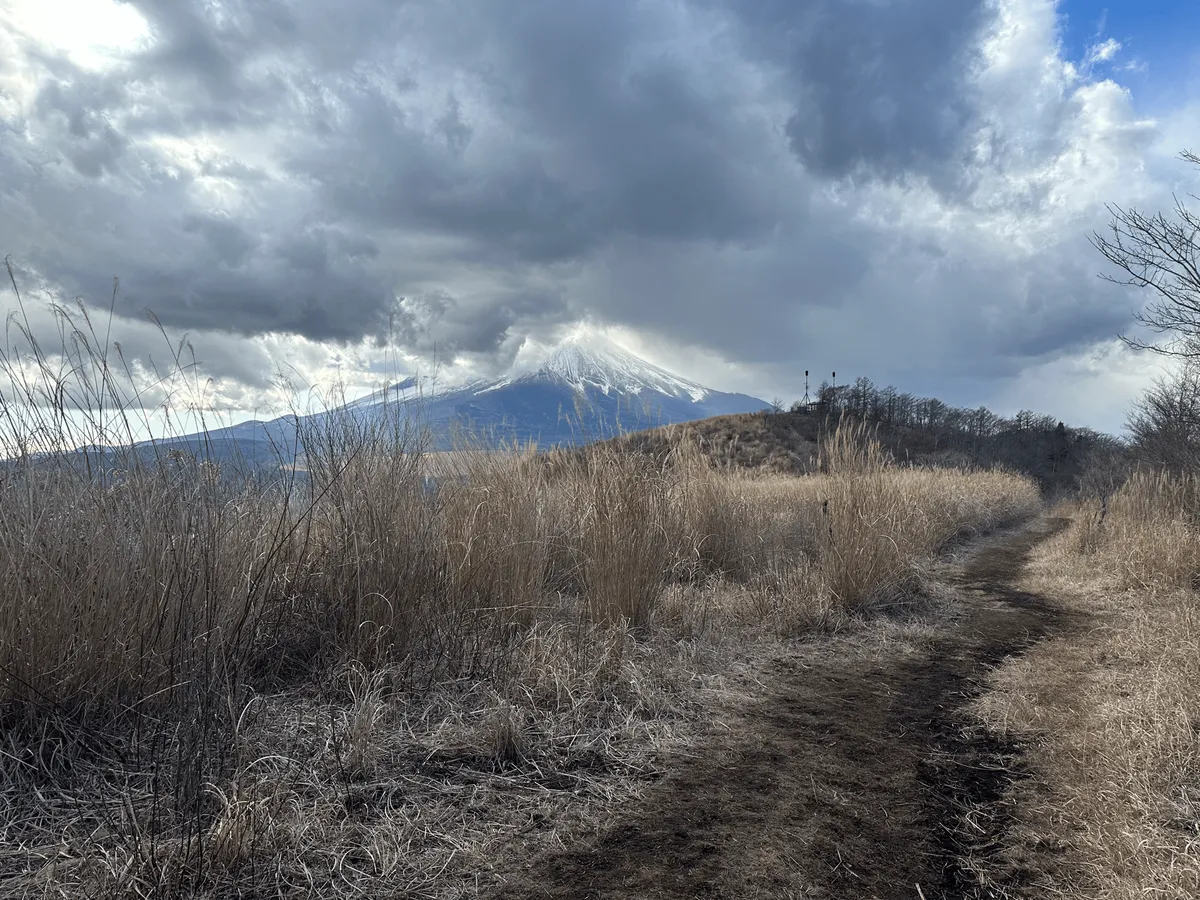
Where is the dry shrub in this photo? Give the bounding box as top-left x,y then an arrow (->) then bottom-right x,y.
46,622 -> 689,900
299,417 -> 448,670
0,457 -> 300,713
479,701 -> 531,765
665,441 -> 765,580
528,447 -> 675,625
340,664 -> 388,779
440,446 -> 550,629
749,559 -> 841,633
302,436 -> 556,676
649,420 -> 1040,617
818,416 -> 893,475
199,781 -> 297,874
1072,470 -> 1200,589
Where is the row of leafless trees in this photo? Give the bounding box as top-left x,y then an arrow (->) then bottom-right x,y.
801,377 -> 1066,440
776,372 -> 1118,492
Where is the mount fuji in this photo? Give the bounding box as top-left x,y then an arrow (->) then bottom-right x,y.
159,336 -> 770,462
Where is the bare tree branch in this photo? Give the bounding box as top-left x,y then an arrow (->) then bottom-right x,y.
1092,151 -> 1200,357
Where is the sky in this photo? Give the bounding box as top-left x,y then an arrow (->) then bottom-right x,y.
1,0 -> 1199,436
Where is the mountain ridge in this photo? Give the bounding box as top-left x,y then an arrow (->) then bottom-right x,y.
157,337 -> 770,462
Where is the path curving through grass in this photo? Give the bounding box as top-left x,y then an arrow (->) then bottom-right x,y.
488,517 -> 1077,900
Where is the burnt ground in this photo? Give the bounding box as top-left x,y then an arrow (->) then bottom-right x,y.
488,517 -> 1074,900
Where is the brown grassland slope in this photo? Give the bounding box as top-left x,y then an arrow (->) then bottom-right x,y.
608,403 -> 1117,496
975,472 -> 1200,899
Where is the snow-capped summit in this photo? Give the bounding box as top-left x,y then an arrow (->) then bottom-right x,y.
528,335 -> 710,402
392,334 -> 766,446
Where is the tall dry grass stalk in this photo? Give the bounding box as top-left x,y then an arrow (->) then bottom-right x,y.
576,452 -> 671,627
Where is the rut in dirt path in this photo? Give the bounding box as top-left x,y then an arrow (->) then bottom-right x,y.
488,517 -> 1073,900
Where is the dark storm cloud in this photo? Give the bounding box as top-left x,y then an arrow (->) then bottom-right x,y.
394,290 -> 513,357
454,0 -> 788,242
285,88 -> 605,266
5,0 -> 800,350
181,214 -> 259,269
0,0 -> 1162,412
32,76 -> 130,176
84,225 -> 398,342
717,0 -> 996,188
4,32 -> 402,343
115,0 -> 300,130
282,0 -> 791,263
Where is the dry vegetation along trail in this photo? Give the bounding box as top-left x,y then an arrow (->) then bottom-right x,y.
491,517 -> 1076,900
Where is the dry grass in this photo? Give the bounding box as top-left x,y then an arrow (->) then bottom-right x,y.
3,625 -> 695,899
0,273 -> 1043,898
815,420 -> 1039,610
612,411 -> 821,474
975,471 -> 1200,898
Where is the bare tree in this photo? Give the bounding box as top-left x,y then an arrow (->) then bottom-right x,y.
1091,150 -> 1200,356
1126,359 -> 1200,472
1077,438 -> 1132,501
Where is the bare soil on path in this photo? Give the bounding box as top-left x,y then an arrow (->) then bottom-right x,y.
489,517 -> 1074,900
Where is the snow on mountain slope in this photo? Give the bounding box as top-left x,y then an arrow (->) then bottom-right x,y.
525,335 -> 711,402
317,334 -> 764,448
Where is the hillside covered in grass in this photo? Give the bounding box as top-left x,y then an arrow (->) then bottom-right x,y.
607,385 -> 1125,495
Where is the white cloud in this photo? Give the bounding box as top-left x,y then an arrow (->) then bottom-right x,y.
985,340 -> 1167,436
1086,37 -> 1123,68
7,0 -> 150,72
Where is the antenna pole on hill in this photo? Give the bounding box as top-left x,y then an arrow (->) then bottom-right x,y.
803,370 -> 810,408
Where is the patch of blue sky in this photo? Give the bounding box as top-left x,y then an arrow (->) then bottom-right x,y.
1057,0 -> 1200,109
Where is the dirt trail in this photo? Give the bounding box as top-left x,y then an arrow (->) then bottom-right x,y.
489,517 -> 1072,900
